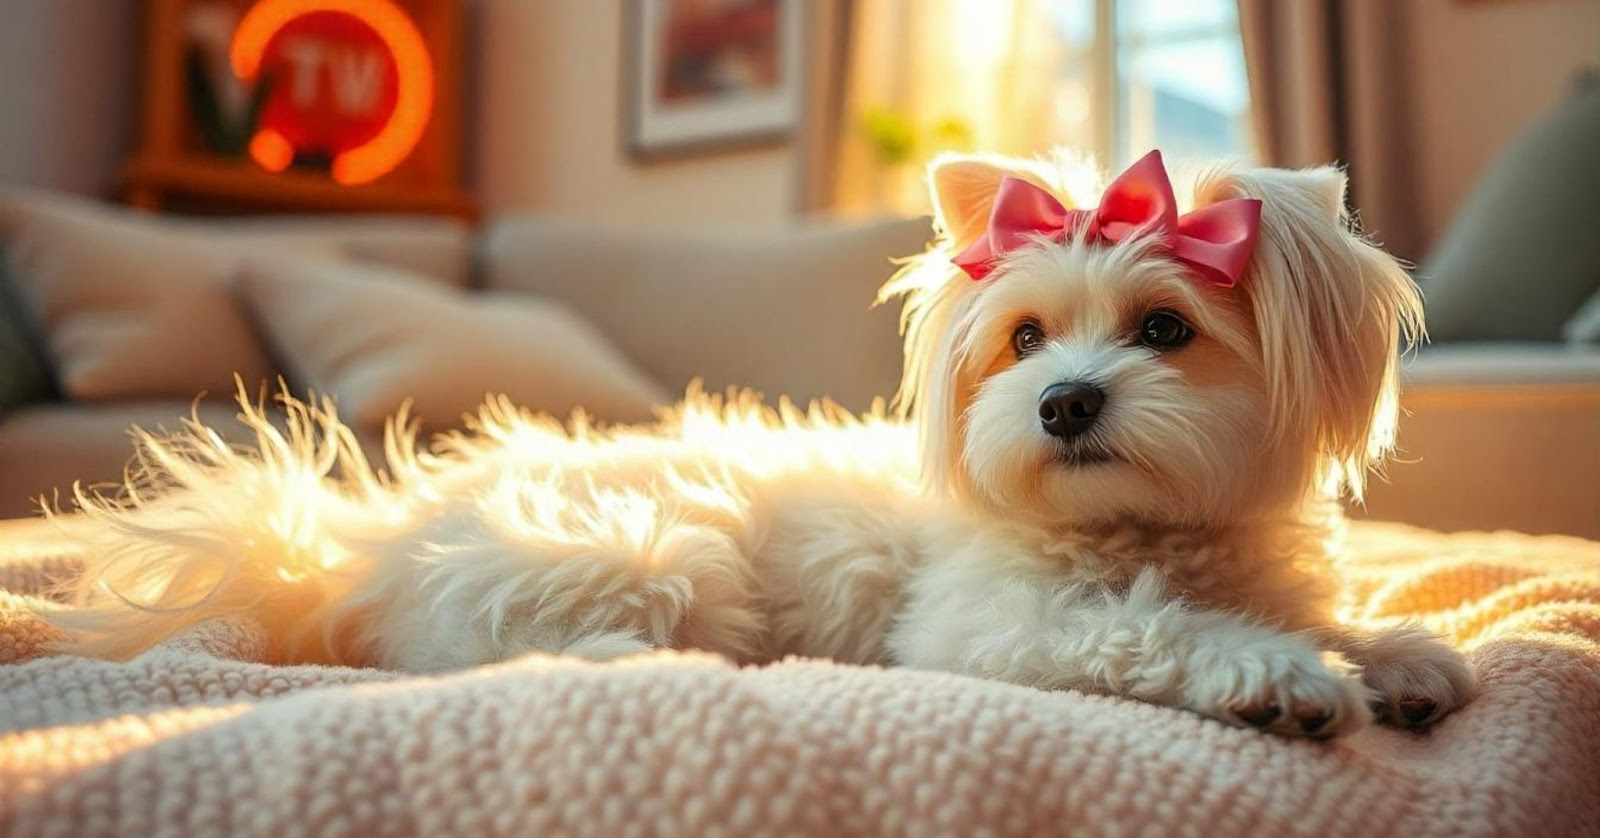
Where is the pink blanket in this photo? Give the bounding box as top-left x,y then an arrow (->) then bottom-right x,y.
2,519 -> 1597,836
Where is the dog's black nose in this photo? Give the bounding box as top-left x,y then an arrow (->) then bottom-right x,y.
1038,382 -> 1105,438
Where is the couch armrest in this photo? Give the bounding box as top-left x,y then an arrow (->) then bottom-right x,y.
1355,345 -> 1600,538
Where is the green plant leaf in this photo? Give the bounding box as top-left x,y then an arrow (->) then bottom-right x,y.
859,106 -> 917,165
929,117 -> 975,153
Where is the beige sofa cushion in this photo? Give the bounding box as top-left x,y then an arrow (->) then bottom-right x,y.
479,216 -> 932,410
0,192 -> 282,400
197,214 -> 473,287
0,190 -> 473,403
240,258 -> 670,434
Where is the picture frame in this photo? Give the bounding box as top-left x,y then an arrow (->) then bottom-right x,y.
622,0 -> 804,161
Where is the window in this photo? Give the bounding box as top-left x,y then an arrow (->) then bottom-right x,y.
832,0 -> 1256,215
1050,0 -> 1254,168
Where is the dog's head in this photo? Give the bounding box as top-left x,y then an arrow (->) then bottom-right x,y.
883,150 -> 1422,528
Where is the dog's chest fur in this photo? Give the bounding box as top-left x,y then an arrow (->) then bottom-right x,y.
1034,516 -> 1341,628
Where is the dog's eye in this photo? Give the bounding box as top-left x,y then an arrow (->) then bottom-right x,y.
1139,311 -> 1194,350
1012,322 -> 1046,357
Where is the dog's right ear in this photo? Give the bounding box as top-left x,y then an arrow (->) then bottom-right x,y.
1194,164 -> 1423,501
928,154 -> 1063,247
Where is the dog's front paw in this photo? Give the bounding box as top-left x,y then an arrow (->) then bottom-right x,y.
1353,626 -> 1476,731
1185,634 -> 1371,739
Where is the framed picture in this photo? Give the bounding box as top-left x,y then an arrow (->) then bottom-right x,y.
623,0 -> 804,160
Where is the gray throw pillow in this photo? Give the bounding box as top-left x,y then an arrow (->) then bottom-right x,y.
1420,69 -> 1600,341
0,247 -> 57,415
1562,288 -> 1600,344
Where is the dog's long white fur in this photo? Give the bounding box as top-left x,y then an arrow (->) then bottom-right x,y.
45,153 -> 1474,738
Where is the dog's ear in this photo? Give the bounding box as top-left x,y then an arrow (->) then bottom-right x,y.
1194,165 -> 1423,500
884,154 -> 1050,496
927,154 -> 1062,248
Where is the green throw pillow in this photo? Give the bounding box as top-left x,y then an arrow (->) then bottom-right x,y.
1421,69 -> 1600,341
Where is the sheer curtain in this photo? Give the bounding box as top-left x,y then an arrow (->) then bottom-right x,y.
826,0 -> 1082,216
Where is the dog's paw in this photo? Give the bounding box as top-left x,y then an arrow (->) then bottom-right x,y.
1353,626 -> 1476,731
1184,633 -> 1371,739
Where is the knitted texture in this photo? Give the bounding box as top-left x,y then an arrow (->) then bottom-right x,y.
1,520 -> 1597,837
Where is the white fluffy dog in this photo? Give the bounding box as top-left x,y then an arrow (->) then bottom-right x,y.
50,150 -> 1474,739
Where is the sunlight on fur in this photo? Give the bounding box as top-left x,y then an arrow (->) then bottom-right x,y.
44,148 -> 1473,739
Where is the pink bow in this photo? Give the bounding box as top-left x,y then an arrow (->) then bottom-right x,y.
952,150 -> 1263,287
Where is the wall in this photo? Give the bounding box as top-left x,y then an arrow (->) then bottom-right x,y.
1401,0 -> 1600,249
1,0 -> 1593,238
0,0 -> 139,197
470,0 -> 799,223
0,0 -> 801,225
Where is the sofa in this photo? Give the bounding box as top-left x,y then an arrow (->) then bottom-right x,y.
0,189 -> 931,519
1,187 -> 1597,537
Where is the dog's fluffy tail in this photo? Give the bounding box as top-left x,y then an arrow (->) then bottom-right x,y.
45,383 -> 426,664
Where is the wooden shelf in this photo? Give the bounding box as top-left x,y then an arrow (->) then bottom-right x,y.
122,156 -> 475,218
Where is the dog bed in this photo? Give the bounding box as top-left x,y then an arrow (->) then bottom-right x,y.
1,518 -> 1597,836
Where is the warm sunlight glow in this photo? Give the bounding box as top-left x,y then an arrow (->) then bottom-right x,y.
231,0 -> 434,185
5,705 -> 251,792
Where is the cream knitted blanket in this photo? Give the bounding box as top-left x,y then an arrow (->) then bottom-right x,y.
1,519 -> 1597,837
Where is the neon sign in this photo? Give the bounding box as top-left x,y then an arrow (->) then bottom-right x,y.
230,0 -> 434,185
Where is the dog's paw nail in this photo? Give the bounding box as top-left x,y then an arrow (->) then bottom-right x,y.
1292,705 -> 1334,735
1397,697 -> 1439,727
1232,701 -> 1281,727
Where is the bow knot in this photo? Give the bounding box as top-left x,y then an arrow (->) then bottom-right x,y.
952,150 -> 1262,288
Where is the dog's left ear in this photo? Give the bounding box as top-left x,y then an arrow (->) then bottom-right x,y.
1194,165 -> 1423,500
927,153 -> 1064,249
